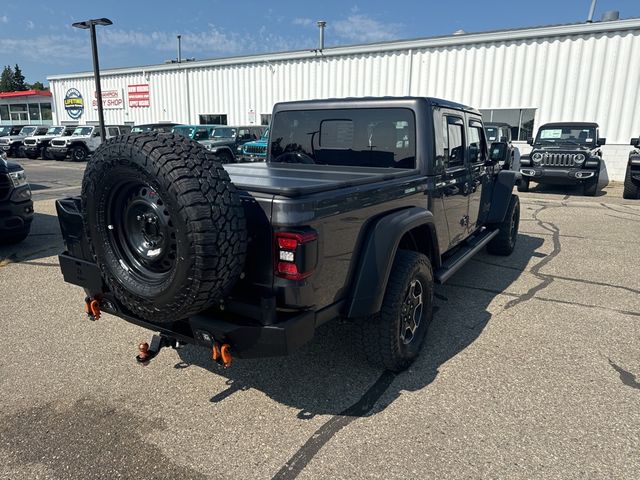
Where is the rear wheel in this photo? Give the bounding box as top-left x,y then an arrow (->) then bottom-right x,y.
360,250 -> 433,372
517,178 -> 530,192
82,133 -> 248,322
216,150 -> 234,164
623,166 -> 640,199
487,194 -> 520,256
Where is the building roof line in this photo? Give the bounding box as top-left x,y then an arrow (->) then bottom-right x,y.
46,17 -> 640,81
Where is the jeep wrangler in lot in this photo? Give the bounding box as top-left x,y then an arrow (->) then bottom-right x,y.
0,125 -> 49,157
23,125 -> 75,159
520,122 -> 606,196
48,125 -> 132,161
239,128 -> 269,162
623,137 -> 640,199
484,122 -> 518,170
56,97 -> 520,371
0,151 -> 33,244
199,126 -> 266,163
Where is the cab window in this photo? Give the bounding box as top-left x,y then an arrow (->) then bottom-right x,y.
442,116 -> 465,169
468,122 -> 487,163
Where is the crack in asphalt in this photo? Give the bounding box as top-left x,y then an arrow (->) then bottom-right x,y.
605,213 -> 640,223
470,258 -> 640,295
504,205 -> 560,310
608,359 -> 640,390
600,203 -> 640,217
272,371 -> 396,480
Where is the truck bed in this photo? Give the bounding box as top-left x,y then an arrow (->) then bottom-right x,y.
224,163 -> 417,197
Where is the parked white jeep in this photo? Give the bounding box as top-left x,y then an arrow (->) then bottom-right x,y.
48,125 -> 132,161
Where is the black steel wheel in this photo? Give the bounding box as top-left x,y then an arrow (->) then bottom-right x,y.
360,250 -> 433,372
82,133 -> 248,322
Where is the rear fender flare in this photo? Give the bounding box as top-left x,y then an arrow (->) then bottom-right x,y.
347,207 -> 438,318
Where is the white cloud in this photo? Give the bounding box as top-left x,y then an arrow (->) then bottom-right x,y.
292,18 -> 313,27
0,15 -> 8,23
332,14 -> 402,43
26,20 -> 35,30
0,34 -> 89,65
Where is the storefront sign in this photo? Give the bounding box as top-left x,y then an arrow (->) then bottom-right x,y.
128,84 -> 150,108
92,89 -> 124,109
64,88 -> 84,119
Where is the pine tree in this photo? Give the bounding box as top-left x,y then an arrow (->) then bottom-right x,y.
12,64 -> 27,91
29,81 -> 46,91
0,65 -> 15,92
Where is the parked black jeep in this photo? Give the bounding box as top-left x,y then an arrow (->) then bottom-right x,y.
520,122 -> 605,196
624,137 -> 640,199
56,97 -> 519,371
0,151 -> 34,244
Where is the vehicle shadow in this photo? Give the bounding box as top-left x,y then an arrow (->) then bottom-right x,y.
176,233 -> 544,419
0,212 -> 63,264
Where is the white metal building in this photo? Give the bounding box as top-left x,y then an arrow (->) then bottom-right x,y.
47,17 -> 640,180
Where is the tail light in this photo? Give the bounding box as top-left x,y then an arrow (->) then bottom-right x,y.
275,230 -> 318,280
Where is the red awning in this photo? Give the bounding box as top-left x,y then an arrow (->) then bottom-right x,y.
0,90 -> 52,98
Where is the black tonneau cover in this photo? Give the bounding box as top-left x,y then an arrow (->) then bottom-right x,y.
224,163 -> 417,197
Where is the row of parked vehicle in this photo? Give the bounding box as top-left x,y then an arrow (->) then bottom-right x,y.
0,122 -> 270,164
1,118 -> 638,199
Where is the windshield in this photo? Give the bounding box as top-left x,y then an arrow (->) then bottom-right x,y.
0,126 -> 11,136
19,126 -> 36,136
172,126 -> 196,138
260,128 -> 269,140
485,127 -> 499,142
536,126 -> 596,145
46,127 -> 65,135
73,127 -> 94,136
212,128 -> 236,138
131,126 -> 151,133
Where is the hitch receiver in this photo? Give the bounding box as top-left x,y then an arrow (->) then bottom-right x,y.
136,334 -> 179,365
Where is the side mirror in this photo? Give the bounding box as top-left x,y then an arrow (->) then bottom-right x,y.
598,137 -> 606,146
487,142 -> 508,165
527,137 -> 534,146
630,138 -> 639,147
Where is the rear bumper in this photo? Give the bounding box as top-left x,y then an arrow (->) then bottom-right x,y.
520,167 -> 597,184
58,252 -> 325,358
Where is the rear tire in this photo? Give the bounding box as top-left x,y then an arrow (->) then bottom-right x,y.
82,133 -> 248,322
360,250 -> 433,372
487,194 -> 520,256
517,178 -> 530,192
623,166 -> 640,199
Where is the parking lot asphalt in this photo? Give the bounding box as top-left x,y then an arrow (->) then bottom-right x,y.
1,158 -> 639,479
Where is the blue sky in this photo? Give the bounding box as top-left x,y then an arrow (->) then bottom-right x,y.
1,0 -> 639,84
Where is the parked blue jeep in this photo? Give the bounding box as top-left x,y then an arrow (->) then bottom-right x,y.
238,128 -> 269,162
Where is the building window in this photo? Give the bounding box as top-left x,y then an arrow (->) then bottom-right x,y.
28,104 -> 41,121
480,108 -> 536,141
0,105 -> 9,121
41,103 -> 52,121
9,104 -> 28,122
260,114 -> 271,125
199,114 -> 227,125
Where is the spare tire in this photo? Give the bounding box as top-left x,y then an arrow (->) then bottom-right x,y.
82,133 -> 247,322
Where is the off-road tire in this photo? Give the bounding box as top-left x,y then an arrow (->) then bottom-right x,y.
41,147 -> 51,160
583,176 -> 599,196
82,133 -> 248,322
216,150 -> 234,164
360,250 -> 433,372
623,165 -> 640,199
70,145 -> 89,162
517,178 -> 529,192
0,227 -> 30,245
487,194 -> 520,256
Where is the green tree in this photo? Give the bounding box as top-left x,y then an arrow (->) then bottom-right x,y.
0,65 -> 15,92
29,81 -> 46,91
12,64 -> 27,91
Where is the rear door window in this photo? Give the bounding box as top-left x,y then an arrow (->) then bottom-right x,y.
269,108 -> 416,169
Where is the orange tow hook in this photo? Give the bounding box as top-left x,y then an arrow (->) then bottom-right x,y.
212,343 -> 221,362
84,297 -> 101,321
220,344 -> 232,368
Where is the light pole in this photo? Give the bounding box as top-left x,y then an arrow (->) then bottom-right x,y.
72,18 -> 112,143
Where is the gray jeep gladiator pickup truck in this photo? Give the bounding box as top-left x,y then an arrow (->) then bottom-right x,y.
56,97 -> 519,371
